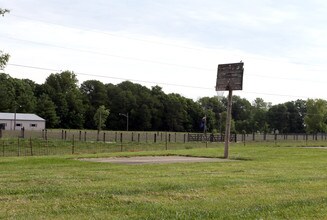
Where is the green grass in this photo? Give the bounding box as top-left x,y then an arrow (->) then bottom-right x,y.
0,142 -> 327,219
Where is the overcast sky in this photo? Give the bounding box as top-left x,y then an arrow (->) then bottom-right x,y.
1,0 -> 327,104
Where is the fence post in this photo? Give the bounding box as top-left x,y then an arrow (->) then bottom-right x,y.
132,132 -> 134,142
120,133 -> 123,152
165,132 -> 168,150
183,134 -> 186,143
79,130 -> 82,141
45,129 -> 48,140
154,133 -> 157,143
84,131 -> 87,142
30,137 -> 33,156
138,133 -> 140,142
175,133 -> 177,142
72,135 -> 75,154
65,131 -> 67,140
17,137 -> 20,157
62,130 -> 64,140
115,132 -> 117,142
146,133 -> 148,143
252,133 -> 255,141
46,139 -> 49,155
169,134 -> 171,142
0,129 -> 2,139
103,132 -> 106,143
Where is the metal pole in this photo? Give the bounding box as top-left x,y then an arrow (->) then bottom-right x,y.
14,107 -> 16,131
127,113 -> 129,131
224,89 -> 233,159
119,113 -> 129,131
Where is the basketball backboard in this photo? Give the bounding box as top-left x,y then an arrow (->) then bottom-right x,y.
216,62 -> 244,91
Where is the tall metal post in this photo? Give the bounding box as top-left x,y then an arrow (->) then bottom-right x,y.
126,113 -> 129,131
224,89 -> 233,159
13,107 -> 16,131
119,113 -> 129,131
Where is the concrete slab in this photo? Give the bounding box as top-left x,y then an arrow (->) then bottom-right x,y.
79,156 -> 229,165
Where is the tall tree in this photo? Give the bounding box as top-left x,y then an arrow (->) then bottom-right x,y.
231,96 -> 252,133
80,80 -> 108,129
304,99 -> 327,133
0,73 -> 15,111
43,71 -> 85,128
35,94 -> 59,128
284,100 -> 306,133
267,104 -> 289,133
94,105 -> 110,131
163,94 -> 188,131
251,98 -> 270,133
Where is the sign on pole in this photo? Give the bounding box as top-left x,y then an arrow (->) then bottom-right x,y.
216,62 -> 244,159
216,62 -> 244,91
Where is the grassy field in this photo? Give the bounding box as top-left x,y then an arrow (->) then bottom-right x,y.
0,142 -> 326,219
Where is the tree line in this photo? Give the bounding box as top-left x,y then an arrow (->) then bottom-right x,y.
0,71 -> 326,134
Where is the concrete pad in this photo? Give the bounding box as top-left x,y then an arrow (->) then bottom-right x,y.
79,156 -> 229,165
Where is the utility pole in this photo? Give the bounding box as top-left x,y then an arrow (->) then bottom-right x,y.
119,113 -> 129,131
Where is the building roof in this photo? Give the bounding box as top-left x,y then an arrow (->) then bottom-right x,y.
0,112 -> 45,121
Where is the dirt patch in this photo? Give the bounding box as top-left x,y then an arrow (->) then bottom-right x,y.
79,156 -> 229,165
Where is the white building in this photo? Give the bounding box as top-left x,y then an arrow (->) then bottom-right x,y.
0,112 -> 46,131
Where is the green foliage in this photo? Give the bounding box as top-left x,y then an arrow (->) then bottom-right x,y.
94,105 -> 110,130
0,70 -> 321,133
36,94 -> 59,128
267,104 -> 289,133
43,71 -> 85,128
304,99 -> 327,133
0,51 -> 9,70
0,9 -> 10,70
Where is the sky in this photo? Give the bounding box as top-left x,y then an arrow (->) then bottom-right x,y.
1,0 -> 327,104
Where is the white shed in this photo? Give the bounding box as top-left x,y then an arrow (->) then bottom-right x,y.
0,112 -> 46,131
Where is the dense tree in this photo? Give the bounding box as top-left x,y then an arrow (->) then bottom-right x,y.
0,70 -> 322,134
251,98 -> 270,133
80,80 -> 108,129
0,73 -> 36,113
94,105 -> 110,131
231,96 -> 252,133
284,100 -> 306,133
150,86 -> 165,131
198,96 -> 226,132
0,73 -> 15,112
304,99 -> 327,133
43,71 -> 85,128
12,79 -> 37,113
35,94 -> 59,128
164,94 -> 188,131
267,104 -> 289,133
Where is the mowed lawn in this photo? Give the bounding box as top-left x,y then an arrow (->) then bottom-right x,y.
0,143 -> 326,219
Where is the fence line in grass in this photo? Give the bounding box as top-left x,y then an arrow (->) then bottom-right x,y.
0,130 -> 327,157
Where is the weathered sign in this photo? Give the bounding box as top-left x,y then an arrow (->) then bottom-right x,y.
216,62 -> 244,91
